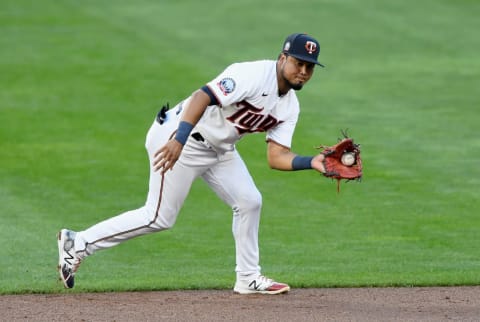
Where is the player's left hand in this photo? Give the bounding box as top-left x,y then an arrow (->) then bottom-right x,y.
153,139 -> 184,173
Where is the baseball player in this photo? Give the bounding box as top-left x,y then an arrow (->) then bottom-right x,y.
58,33 -> 327,295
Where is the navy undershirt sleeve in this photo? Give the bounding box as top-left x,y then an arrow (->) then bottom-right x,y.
201,85 -> 219,106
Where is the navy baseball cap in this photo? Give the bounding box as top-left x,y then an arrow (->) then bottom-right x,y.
282,33 -> 324,67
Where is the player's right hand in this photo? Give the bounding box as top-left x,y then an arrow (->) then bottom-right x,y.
153,139 -> 184,173
311,154 -> 326,173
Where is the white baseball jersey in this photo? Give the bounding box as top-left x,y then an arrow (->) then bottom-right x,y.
195,60 -> 300,152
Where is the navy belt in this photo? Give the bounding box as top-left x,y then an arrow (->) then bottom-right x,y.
191,132 -> 204,142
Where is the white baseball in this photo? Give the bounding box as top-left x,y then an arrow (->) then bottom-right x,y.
341,152 -> 355,166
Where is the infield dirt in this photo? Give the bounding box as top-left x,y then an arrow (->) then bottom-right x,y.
1,286 -> 479,321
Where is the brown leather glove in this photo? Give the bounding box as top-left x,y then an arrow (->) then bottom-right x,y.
318,134 -> 362,192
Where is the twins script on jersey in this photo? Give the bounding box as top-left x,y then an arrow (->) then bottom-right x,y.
194,60 -> 300,152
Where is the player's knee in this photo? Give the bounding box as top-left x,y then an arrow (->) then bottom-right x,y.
237,189 -> 262,214
144,205 -> 177,230
154,212 -> 177,230
150,216 -> 176,231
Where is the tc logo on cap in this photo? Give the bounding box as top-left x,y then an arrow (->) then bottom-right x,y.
305,41 -> 317,54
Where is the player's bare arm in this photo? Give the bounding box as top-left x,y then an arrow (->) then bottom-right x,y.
267,140 -> 325,173
153,90 -> 211,173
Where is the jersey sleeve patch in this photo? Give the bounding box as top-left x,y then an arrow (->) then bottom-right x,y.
217,78 -> 236,96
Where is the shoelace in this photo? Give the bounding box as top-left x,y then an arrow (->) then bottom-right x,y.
256,275 -> 274,285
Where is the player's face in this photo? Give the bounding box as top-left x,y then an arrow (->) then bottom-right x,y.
279,54 -> 315,91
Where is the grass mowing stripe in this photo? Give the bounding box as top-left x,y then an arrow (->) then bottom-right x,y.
1,0 -> 479,293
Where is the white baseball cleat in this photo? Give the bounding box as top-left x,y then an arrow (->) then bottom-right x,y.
234,275 -> 290,295
57,229 -> 81,289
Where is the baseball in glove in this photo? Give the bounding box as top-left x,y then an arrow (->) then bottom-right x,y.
317,131 -> 362,192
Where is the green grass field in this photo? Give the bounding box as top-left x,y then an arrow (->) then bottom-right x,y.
1,0 -> 479,294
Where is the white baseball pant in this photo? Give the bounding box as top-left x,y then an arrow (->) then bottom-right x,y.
74,104 -> 262,276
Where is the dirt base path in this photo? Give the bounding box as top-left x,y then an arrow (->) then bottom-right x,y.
2,287 -> 479,321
